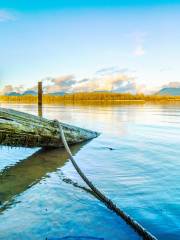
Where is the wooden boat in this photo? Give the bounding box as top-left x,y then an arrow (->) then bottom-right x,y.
0,107 -> 99,148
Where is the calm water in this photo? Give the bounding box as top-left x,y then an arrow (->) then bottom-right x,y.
0,103 -> 180,240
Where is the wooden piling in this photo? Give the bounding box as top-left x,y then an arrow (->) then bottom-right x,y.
38,81 -> 43,117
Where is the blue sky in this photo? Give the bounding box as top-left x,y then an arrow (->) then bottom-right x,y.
1,0 -> 180,10
0,1 -> 180,93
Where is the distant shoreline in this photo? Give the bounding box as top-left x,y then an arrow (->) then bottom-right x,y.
0,92 -> 180,104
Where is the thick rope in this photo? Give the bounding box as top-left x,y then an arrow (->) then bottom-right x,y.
58,123 -> 158,240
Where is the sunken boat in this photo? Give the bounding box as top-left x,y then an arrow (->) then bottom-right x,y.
0,108 -> 98,148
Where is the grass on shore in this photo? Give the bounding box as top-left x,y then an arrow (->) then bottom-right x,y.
0,92 -> 180,104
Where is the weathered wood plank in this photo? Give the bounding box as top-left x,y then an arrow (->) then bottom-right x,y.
0,108 -> 99,148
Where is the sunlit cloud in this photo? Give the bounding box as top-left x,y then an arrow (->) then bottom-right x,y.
45,75 -> 76,93
2,68 -> 168,95
0,85 -> 13,94
0,69 -> 138,94
162,81 -> 180,88
72,69 -> 137,93
0,84 -> 24,95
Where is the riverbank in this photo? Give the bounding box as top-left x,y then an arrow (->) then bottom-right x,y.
0,92 -> 180,104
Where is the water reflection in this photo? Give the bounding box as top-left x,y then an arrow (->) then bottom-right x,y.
38,105 -> 43,117
0,143 -> 85,212
1,103 -> 180,239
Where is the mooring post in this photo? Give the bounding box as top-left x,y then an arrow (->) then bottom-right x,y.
38,80 -> 43,117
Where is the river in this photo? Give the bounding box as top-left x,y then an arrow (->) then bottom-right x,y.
0,103 -> 180,240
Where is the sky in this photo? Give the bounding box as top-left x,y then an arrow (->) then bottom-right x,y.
0,0 -> 180,94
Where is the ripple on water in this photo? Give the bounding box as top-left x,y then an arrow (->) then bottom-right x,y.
0,103 -> 180,240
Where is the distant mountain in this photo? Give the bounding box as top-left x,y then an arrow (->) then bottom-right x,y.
5,92 -> 21,96
22,90 -> 37,96
48,91 -> 66,96
157,87 -> 180,96
4,90 -> 66,96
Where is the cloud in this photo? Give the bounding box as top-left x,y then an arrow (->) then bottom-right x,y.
1,85 -> 13,94
0,9 -> 16,22
72,70 -> 137,93
0,84 -> 24,95
95,67 -> 128,76
134,45 -> 145,56
159,67 -> 173,72
14,85 -> 24,93
133,32 -> 146,57
162,81 -> 180,88
52,75 -> 75,86
78,78 -> 89,83
0,69 -> 139,95
29,69 -> 137,94
45,74 -> 76,93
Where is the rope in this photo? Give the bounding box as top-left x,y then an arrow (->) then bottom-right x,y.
58,122 -> 158,240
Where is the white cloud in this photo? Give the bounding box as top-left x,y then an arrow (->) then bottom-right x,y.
0,9 -> 16,22
95,67 -> 129,76
0,84 -> 24,94
45,75 -> 76,93
133,32 -> 147,57
134,45 -> 145,56
0,69 -> 139,94
1,85 -> 13,94
38,70 -> 138,94
72,70 -> 137,93
163,81 -> 180,88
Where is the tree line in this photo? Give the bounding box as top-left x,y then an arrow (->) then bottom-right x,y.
0,92 -> 180,103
